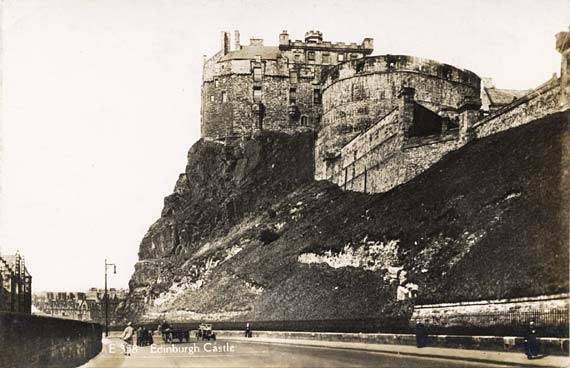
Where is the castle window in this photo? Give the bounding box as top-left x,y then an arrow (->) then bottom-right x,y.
214,79 -> 219,87
356,60 -> 365,73
210,95 -> 215,102
289,70 -> 298,84
289,87 -> 297,103
338,53 -> 345,62
253,86 -> 262,103
253,67 -> 262,82
221,91 -> 227,103
308,51 -> 315,61
313,89 -> 321,104
322,53 -> 330,64
301,116 -> 308,125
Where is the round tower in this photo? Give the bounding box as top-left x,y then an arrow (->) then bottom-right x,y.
316,55 -> 481,179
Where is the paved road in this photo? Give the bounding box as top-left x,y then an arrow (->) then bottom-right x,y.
80,337 -> 511,368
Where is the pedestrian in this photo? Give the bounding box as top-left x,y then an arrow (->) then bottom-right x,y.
415,321 -> 427,348
245,323 -> 252,338
147,328 -> 154,345
122,322 -> 135,356
136,326 -> 143,346
524,321 -> 539,359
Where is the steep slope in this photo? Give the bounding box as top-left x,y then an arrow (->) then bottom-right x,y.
118,111 -> 569,325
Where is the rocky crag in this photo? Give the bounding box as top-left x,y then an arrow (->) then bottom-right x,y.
116,111 -> 569,325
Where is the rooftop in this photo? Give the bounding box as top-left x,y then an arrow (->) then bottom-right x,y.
220,45 -> 282,61
485,88 -> 530,106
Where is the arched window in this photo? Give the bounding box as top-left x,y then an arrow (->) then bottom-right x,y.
301,116 -> 308,125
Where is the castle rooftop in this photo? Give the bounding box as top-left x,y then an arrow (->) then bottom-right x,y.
220,45 -> 282,61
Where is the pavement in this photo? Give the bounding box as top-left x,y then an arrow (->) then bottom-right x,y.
76,333 -> 570,368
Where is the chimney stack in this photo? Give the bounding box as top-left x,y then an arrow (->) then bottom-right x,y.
234,30 -> 241,50
221,31 -> 230,55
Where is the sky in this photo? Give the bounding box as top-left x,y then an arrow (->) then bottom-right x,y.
0,0 -> 568,292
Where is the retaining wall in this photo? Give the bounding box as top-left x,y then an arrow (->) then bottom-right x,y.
217,330 -> 570,356
473,78 -> 562,139
0,312 -> 102,368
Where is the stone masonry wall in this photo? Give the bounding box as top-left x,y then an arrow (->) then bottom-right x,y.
473,78 -> 564,139
320,75 -> 568,195
0,312 -> 102,368
412,293 -> 569,331
201,58 -> 321,140
322,98 -> 465,195
201,48 -> 322,139
317,55 -> 480,173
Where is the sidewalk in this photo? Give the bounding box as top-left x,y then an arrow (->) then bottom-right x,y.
223,336 -> 570,367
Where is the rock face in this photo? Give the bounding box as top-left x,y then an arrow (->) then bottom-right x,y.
117,112 -> 569,325
117,131 -> 316,321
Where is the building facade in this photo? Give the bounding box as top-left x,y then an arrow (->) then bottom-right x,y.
201,30 -> 373,140
0,252 -> 32,314
32,288 -> 126,323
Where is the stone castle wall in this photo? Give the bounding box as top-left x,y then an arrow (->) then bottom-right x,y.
318,56 -> 568,195
200,30 -> 375,141
325,107 -> 465,193
201,57 -> 321,140
316,55 -> 480,179
473,78 -> 562,139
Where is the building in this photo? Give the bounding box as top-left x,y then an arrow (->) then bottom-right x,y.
32,288 -> 126,323
0,251 -> 32,313
200,30 -> 570,195
480,78 -> 530,114
32,288 -> 127,322
201,30 -> 373,140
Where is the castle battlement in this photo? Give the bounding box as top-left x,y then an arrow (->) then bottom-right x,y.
279,30 -> 374,54
322,55 -> 480,91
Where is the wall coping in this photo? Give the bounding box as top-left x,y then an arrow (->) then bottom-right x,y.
473,77 -> 561,130
322,54 -> 480,92
339,107 -> 399,150
415,293 -> 570,310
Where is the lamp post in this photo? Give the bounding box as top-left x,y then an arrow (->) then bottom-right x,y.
104,259 -> 116,337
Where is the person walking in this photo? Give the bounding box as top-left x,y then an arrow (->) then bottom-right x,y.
415,321 -> 427,348
524,321 -> 539,359
245,323 -> 252,338
122,322 -> 135,356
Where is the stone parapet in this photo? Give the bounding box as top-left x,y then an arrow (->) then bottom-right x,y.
0,312 -> 102,368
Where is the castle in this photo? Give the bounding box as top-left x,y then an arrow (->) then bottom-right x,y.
202,30 -> 570,194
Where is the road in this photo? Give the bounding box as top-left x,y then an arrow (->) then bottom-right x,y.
80,337 -> 512,368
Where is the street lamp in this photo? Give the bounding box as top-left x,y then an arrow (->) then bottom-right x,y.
104,259 -> 116,337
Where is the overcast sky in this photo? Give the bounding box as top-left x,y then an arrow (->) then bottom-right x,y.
1,0 -> 568,292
